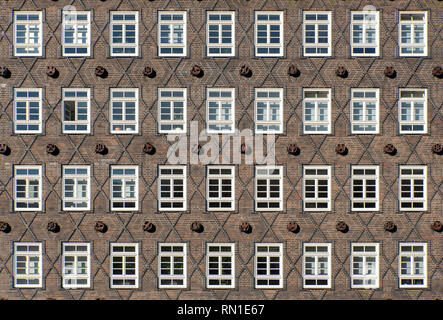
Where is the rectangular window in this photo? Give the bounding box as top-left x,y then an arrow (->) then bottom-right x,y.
14,242 -> 42,288
14,11 -> 42,56
399,243 -> 427,288
255,166 -> 283,211
206,166 -> 235,211
255,88 -> 283,134
62,11 -> 91,56
351,165 -> 379,211
158,243 -> 187,288
110,243 -> 139,289
303,243 -> 331,289
399,12 -> 427,56
303,165 -> 331,211
351,89 -> 379,134
399,166 -> 427,211
14,88 -> 42,134
14,165 -> 42,211
303,12 -> 331,56
303,89 -> 331,134
111,166 -> 138,211
158,88 -> 186,133
207,11 -> 235,57
207,88 -> 235,133
62,88 -> 90,134
255,11 -> 283,57
62,243 -> 90,289
110,11 -> 138,56
158,166 -> 186,211
351,11 -> 379,56
399,89 -> 427,134
158,11 -> 186,57
110,88 -> 139,134
63,165 -> 90,211
254,243 -> 283,289
206,243 -> 235,289
351,243 -> 379,289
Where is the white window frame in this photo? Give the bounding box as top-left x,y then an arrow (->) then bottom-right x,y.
62,242 -> 90,289
398,89 -> 427,134
206,243 -> 235,289
62,88 -> 91,134
302,11 -> 331,57
351,243 -> 379,289
303,89 -> 331,134
351,165 -> 379,212
110,11 -> 139,57
14,165 -> 42,211
255,88 -> 283,134
158,11 -> 187,57
350,11 -> 379,57
62,11 -> 91,57
62,165 -> 91,211
13,11 -> 43,57
254,243 -> 283,289
254,11 -> 283,57
399,165 -> 427,212
110,243 -> 139,289
158,88 -> 187,134
399,242 -> 427,288
303,165 -> 331,212
399,12 -> 427,57
255,166 -> 283,212
14,242 -> 42,288
110,88 -> 139,134
206,165 -> 235,212
351,88 -> 379,134
158,165 -> 187,212
206,88 -> 235,134
110,165 -> 139,211
158,243 -> 187,289
206,11 -> 235,57
303,243 -> 331,289
14,88 -> 42,134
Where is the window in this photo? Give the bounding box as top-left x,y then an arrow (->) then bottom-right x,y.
399,166 -> 427,211
110,243 -> 139,289
14,88 -> 42,134
62,243 -> 90,289
158,166 -> 186,211
158,11 -> 186,57
351,89 -> 379,134
351,165 -> 379,211
303,89 -> 331,134
13,11 -> 42,56
255,88 -> 283,134
399,243 -> 427,288
399,89 -> 427,134
14,242 -> 42,288
303,166 -> 331,211
111,166 -> 138,211
351,11 -> 379,56
62,88 -> 90,134
158,88 -> 186,133
207,88 -> 235,133
110,88 -> 139,134
254,243 -> 283,289
255,11 -> 283,57
14,165 -> 42,211
303,243 -> 331,289
63,165 -> 90,211
399,12 -> 427,56
206,243 -> 235,289
158,243 -> 187,288
62,11 -> 91,56
206,166 -> 235,211
255,166 -> 283,211
351,243 -> 379,289
110,11 -> 138,56
207,11 -> 235,57
303,12 -> 331,56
